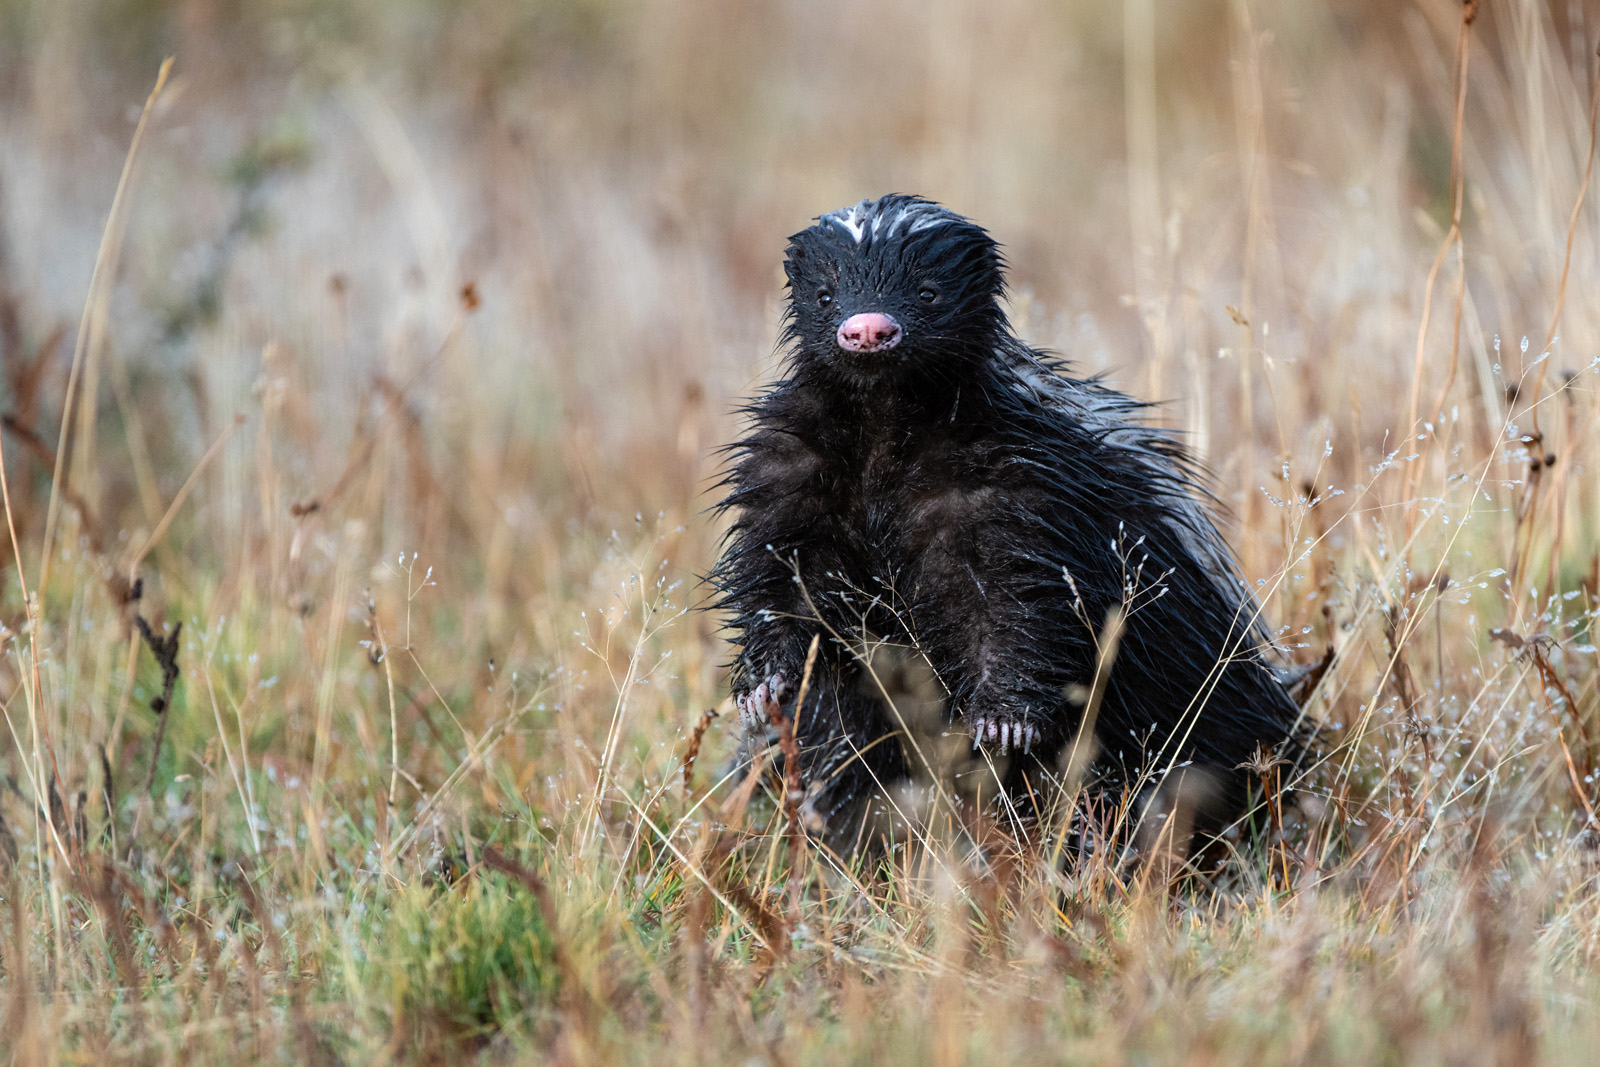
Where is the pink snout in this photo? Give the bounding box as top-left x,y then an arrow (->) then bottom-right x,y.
836,312 -> 903,353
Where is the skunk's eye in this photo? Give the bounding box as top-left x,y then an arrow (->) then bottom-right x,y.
817,289 -> 833,308
918,286 -> 937,303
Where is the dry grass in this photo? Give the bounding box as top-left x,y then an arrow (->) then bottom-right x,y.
1,0 -> 1599,1062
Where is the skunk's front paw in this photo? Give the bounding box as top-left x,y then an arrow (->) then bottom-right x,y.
969,714 -> 1041,756
735,672 -> 789,732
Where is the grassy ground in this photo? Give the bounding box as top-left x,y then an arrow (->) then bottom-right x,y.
2,0 -> 1599,1062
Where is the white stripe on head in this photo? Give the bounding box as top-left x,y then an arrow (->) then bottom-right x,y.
828,201 -> 870,242
879,201 -> 951,239
823,198 -> 956,244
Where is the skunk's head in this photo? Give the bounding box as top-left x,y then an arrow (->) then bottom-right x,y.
781,195 -> 1007,378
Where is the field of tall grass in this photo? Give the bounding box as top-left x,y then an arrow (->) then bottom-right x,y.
1,0 -> 1599,1062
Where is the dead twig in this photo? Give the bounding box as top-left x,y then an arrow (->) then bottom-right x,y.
681,707 -> 720,795
135,616 -> 183,799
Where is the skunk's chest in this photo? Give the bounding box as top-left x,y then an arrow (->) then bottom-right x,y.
790,426 -> 1007,566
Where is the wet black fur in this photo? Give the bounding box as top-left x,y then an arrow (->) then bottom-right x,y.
711,195 -> 1305,845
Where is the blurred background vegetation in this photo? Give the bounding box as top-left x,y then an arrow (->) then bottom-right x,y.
2,0 -> 1599,1062
3,0 -> 1596,579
